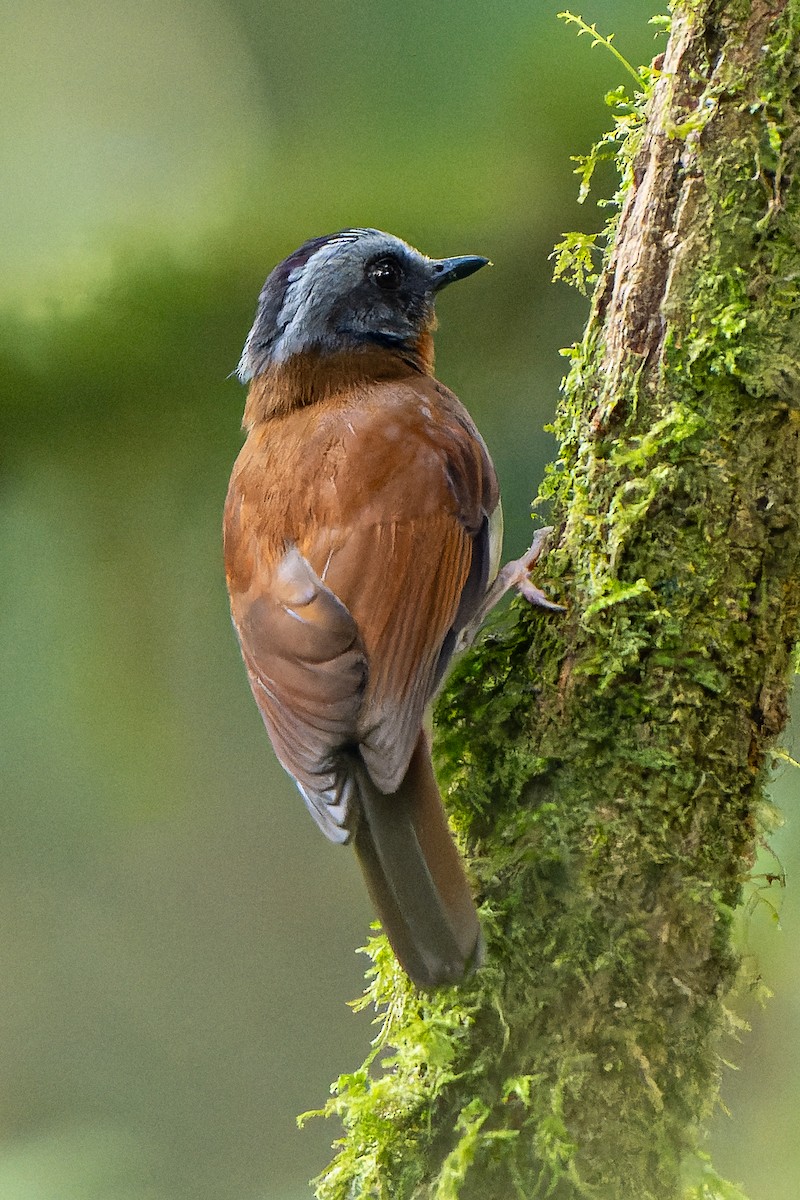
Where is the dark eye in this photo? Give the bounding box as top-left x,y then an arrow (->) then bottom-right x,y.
368,255 -> 404,291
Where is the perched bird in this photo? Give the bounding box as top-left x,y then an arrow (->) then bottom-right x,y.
224,228 -> 557,988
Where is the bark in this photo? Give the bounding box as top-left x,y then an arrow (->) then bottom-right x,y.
306,4 -> 800,1197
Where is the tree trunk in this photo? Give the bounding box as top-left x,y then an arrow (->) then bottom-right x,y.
306,4 -> 800,1197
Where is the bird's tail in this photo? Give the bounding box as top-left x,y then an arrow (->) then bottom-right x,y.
353,733 -> 483,988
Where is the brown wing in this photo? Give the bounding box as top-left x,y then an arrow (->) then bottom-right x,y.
230,543 -> 367,841
224,372 -> 498,836
301,508 -> 473,792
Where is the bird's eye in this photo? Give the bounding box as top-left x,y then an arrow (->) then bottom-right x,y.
368,255 -> 404,291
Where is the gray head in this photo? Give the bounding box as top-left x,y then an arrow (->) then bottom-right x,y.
237,228 -> 489,382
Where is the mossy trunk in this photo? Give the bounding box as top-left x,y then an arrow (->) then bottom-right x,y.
307,4 -> 800,1198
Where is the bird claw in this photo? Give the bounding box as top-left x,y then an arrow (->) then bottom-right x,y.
523,524 -> 554,568
517,577 -> 566,612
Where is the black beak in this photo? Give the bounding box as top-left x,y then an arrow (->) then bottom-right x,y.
429,255 -> 491,292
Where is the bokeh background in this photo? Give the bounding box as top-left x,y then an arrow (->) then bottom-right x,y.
1,2 -> 797,1197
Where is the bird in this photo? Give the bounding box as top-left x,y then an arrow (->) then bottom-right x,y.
223,228 -> 559,988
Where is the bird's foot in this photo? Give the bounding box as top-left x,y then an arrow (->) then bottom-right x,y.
459,528 -> 563,648
494,526 -> 565,613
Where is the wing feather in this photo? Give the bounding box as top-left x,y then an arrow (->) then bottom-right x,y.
304,513 -> 473,792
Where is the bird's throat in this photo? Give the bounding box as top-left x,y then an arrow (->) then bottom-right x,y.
242,334 -> 435,427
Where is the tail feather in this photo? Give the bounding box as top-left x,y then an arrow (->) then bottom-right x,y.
353,734 -> 483,988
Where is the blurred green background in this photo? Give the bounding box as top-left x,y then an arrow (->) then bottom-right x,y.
1,2 -> 797,1197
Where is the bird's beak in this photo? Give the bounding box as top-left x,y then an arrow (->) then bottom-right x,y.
429,255 -> 491,291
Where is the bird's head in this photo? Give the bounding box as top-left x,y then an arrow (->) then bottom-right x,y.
237,228 -> 489,382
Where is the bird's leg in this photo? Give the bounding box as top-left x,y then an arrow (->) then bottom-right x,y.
459,527 -> 563,650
